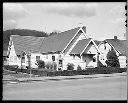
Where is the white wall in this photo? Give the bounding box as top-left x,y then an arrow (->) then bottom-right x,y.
118,56 -> 127,68
8,41 -> 21,67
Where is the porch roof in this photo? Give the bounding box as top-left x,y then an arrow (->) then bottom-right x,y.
70,38 -> 91,54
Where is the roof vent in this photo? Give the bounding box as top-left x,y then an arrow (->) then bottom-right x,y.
114,36 -> 117,40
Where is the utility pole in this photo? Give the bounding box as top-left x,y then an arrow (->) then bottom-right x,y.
28,51 -> 31,79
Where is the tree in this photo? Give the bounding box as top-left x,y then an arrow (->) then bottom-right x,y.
105,49 -> 120,67
67,63 -> 74,71
35,60 -> 45,69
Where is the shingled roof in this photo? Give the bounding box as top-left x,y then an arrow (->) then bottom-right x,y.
94,40 -> 101,46
105,39 -> 128,56
70,38 -> 91,54
39,27 -> 81,53
11,35 -> 44,55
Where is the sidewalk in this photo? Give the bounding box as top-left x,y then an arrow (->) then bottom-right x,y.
16,72 -> 127,82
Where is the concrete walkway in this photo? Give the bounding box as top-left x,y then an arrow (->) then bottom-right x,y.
16,72 -> 127,82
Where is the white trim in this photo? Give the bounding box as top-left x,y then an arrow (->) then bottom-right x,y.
79,27 -> 88,38
62,26 -> 87,54
80,39 -> 99,56
91,39 -> 100,53
80,39 -> 92,56
7,36 -> 13,57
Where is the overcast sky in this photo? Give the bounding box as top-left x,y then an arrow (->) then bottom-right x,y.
3,2 -> 126,40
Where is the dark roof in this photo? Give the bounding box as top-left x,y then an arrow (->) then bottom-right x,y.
11,35 -> 44,55
3,50 -> 8,56
70,38 -> 91,54
82,26 -> 86,34
39,27 -> 81,53
94,40 -> 101,46
106,39 -> 128,56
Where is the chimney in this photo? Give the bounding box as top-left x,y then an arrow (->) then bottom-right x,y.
114,36 -> 117,40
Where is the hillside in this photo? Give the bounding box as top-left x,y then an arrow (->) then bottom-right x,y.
3,29 -> 48,51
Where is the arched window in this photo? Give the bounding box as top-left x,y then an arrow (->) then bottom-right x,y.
52,55 -> 55,61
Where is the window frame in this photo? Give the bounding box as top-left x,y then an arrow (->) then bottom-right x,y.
36,56 -> 40,61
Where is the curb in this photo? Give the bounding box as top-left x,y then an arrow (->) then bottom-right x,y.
15,72 -> 127,82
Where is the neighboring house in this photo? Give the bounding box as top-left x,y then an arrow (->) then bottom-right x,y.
98,36 -> 127,68
7,26 -> 100,70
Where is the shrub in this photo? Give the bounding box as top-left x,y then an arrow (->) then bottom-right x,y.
45,62 -> 57,70
67,63 -> 74,71
45,62 -> 52,69
105,49 -> 120,67
77,65 -> 82,71
35,60 -> 45,69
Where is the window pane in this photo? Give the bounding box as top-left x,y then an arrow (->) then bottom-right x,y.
36,56 -> 40,61
22,56 -> 25,63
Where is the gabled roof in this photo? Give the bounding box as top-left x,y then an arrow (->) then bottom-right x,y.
11,35 -> 44,55
105,39 -> 128,56
70,38 -> 91,54
10,26 -> 86,55
39,27 -> 81,53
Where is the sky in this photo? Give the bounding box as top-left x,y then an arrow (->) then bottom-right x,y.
3,2 -> 126,40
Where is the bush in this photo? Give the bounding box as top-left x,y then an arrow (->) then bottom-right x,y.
77,65 -> 82,71
35,60 -> 45,69
67,63 -> 74,71
45,62 -> 57,70
105,49 -> 120,67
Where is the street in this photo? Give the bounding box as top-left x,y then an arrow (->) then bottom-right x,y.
3,75 -> 127,100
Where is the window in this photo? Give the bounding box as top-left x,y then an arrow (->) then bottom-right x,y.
36,56 -> 40,61
52,55 -> 55,61
59,60 -> 63,67
93,58 -> 96,62
22,56 -> 25,63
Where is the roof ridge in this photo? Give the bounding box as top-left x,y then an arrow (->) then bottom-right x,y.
11,35 -> 45,38
47,26 -> 81,38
